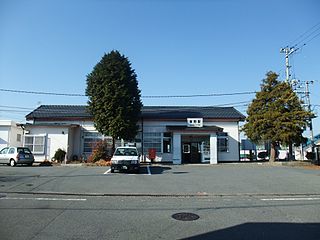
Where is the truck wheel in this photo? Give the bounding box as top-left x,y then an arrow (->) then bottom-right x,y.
111,169 -> 114,173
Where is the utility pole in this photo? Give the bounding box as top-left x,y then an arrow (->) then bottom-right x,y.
305,80 -> 318,163
280,46 -> 297,160
280,47 -> 297,84
280,46 -> 308,160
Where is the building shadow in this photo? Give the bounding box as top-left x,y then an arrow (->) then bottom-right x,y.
183,222 -> 320,240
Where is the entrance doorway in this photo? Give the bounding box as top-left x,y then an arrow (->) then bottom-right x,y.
182,142 -> 201,163
181,135 -> 209,164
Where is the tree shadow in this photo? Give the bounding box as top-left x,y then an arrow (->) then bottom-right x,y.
183,222 -> 320,240
147,166 -> 172,174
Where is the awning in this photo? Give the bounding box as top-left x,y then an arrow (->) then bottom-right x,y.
24,123 -> 80,128
166,125 -> 223,133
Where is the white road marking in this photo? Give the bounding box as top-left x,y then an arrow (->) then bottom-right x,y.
147,165 -> 151,175
261,197 -> 320,201
104,169 -> 111,174
2,197 -> 87,201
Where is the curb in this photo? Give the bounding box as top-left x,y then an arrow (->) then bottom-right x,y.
2,191 -> 320,198
59,163 -> 85,167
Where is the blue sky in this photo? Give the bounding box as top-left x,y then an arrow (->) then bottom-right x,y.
0,0 -> 319,134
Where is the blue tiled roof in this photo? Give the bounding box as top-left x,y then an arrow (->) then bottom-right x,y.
26,105 -> 245,121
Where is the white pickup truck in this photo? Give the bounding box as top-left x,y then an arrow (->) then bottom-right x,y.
110,146 -> 140,173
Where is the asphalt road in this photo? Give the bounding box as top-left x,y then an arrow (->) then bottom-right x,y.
0,164 -> 320,239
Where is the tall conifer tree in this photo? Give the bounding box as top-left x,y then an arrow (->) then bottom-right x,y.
86,50 -> 142,147
243,71 -> 312,161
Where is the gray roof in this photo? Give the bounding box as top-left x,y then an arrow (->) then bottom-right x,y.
142,106 -> 245,120
26,105 -> 245,121
26,105 -> 91,120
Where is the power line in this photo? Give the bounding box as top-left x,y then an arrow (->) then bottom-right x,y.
289,21 -> 320,47
0,88 -> 256,99
0,109 -> 30,113
281,22 -> 320,83
213,101 -> 251,107
302,31 -> 320,46
0,105 -> 34,110
0,88 -> 85,97
143,91 -> 255,98
0,100 -> 253,116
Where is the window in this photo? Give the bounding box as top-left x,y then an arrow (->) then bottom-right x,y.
217,132 -> 229,152
8,148 -> 15,154
0,147 -> 8,154
183,144 -> 190,153
24,135 -> 45,154
17,134 -> 21,142
163,132 -> 172,153
83,131 -> 103,153
143,132 -> 161,154
82,131 -> 112,154
17,147 -> 31,154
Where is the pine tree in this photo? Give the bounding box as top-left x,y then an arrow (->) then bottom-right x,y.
243,71 -> 312,162
86,50 -> 142,148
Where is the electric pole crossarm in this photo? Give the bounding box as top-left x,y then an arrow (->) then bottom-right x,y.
280,46 -> 299,83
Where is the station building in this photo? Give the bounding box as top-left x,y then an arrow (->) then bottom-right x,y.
24,105 -> 245,164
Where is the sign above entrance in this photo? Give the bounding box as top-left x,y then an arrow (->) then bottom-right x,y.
187,118 -> 203,128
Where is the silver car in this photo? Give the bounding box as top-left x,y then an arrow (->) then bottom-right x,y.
0,147 -> 35,167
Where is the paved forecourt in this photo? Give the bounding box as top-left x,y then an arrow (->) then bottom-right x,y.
1,163 -> 320,196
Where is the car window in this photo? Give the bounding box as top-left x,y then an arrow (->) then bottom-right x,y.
114,148 -> 138,156
114,148 -> 125,156
129,150 -> 138,156
8,148 -> 15,154
0,148 -> 9,154
18,148 -> 31,154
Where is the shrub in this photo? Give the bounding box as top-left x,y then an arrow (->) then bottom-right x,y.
53,148 -> 66,163
87,140 -> 111,163
306,152 -> 315,160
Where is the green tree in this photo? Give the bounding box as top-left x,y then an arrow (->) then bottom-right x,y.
86,50 -> 142,149
243,71 -> 312,162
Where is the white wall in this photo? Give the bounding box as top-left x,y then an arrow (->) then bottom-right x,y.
214,121 -> 241,162
141,119 -> 241,162
0,120 -> 23,149
25,118 -> 241,163
0,127 -> 9,149
26,126 -> 69,162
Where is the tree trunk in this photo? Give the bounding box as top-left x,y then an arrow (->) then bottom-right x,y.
288,143 -> 294,160
269,142 -> 277,162
112,137 -> 116,155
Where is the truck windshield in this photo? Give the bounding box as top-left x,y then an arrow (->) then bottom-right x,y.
114,148 -> 138,156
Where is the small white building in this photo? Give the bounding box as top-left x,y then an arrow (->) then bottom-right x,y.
24,105 -> 245,163
0,120 -> 24,149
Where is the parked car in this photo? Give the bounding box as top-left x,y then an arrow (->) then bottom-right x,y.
0,147 -> 35,167
111,146 -> 140,173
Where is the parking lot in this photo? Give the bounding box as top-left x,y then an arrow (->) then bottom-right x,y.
1,163 -> 320,196
1,163 -> 320,240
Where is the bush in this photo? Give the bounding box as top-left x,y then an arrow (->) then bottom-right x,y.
53,148 -> 66,163
306,152 -> 315,160
87,140 -> 112,163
